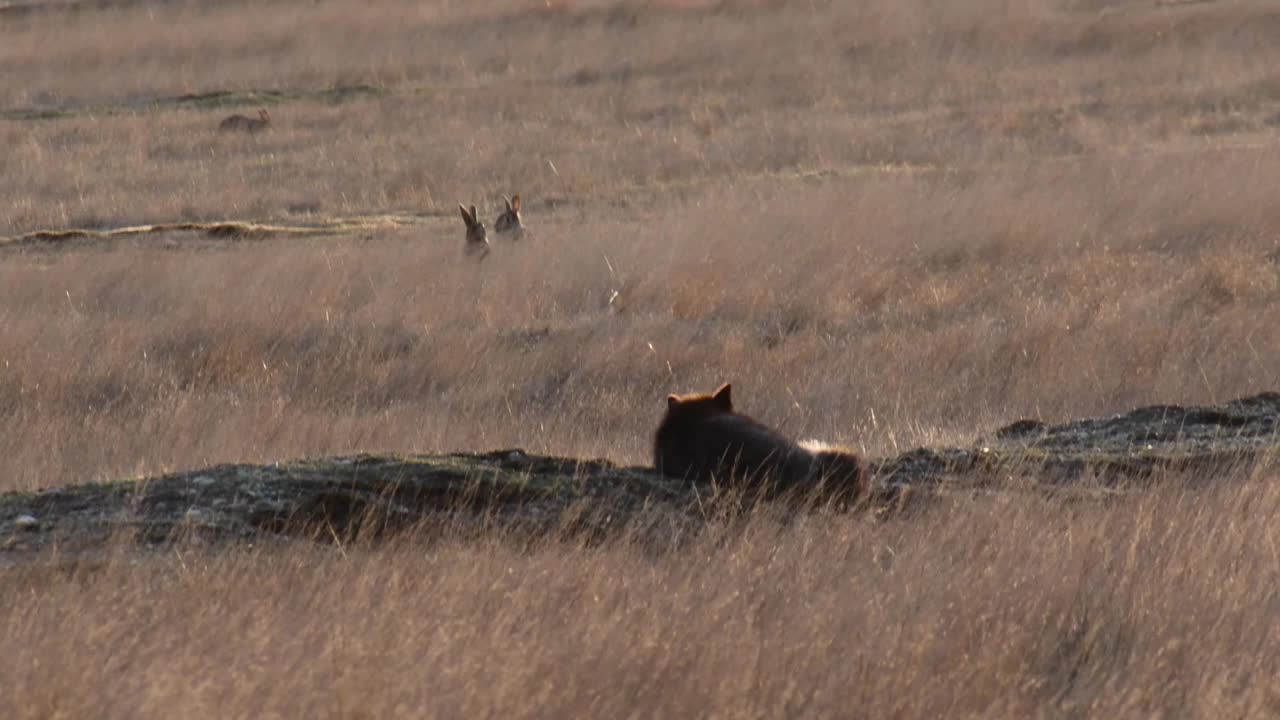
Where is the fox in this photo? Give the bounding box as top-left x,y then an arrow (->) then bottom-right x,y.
459,203 -> 490,258
494,194 -> 525,238
653,383 -> 868,501
219,108 -> 271,132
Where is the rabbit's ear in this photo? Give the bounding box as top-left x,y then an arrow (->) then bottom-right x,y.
510,194 -> 521,212
502,195 -> 513,212
459,204 -> 473,227
470,206 -> 480,224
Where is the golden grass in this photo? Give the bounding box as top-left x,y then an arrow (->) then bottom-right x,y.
1,159 -> 1276,491
5,0 -> 1280,234
3,0 -> 1280,714
5,472 -> 1280,718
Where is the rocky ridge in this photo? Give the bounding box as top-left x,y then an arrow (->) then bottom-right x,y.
2,393 -> 1277,555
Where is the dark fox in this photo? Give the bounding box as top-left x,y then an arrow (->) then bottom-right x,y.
653,383 -> 867,500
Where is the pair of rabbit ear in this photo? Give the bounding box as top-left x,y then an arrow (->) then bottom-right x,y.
503,195 -> 521,213
458,204 -> 480,227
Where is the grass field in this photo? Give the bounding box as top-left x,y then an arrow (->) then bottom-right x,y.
3,0 -> 1280,716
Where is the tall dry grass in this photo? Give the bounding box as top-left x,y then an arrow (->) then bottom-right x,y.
3,1 -> 1280,714
4,471 -> 1280,718
5,0 -> 1280,234
0,5 -> 1274,493
1,154 -> 1278,491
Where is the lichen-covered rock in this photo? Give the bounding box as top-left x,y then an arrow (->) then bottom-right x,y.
1,394 -> 1277,555
873,393 -> 1279,488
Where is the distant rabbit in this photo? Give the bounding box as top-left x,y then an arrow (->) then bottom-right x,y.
459,204 -> 490,258
219,108 -> 271,133
494,194 -> 525,239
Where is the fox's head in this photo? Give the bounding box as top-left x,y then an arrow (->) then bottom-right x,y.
664,383 -> 733,420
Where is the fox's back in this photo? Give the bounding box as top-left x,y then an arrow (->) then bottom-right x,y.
655,409 -> 812,484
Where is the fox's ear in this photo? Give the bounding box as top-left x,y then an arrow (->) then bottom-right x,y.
712,383 -> 732,410
511,194 -> 521,212
459,204 -> 473,226
667,394 -> 680,409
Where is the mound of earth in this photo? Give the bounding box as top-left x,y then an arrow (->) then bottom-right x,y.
2,393 -> 1277,555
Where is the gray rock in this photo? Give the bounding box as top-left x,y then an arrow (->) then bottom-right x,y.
0,394 -> 1276,555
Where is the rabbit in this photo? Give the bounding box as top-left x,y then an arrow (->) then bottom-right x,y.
218,108 -> 271,132
493,194 -> 525,239
459,204 -> 490,258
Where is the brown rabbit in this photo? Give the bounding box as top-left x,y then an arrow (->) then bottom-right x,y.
494,194 -> 525,239
459,204 -> 490,258
219,108 -> 271,133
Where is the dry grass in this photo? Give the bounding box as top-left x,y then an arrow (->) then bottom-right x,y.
5,0 -> 1280,233
2,157 -> 1276,490
3,0 -> 1280,715
5,472 -> 1280,717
